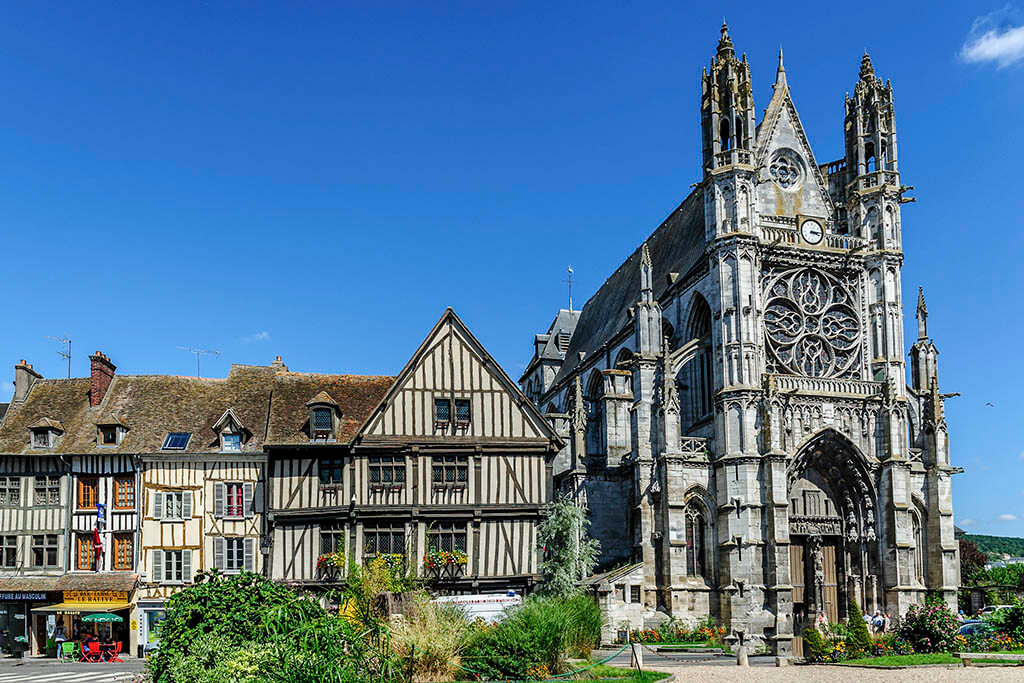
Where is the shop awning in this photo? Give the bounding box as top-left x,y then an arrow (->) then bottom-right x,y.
31,602 -> 132,615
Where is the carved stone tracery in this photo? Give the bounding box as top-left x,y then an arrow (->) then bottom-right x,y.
764,266 -> 862,379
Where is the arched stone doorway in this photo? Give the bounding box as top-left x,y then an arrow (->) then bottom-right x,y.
787,430 -> 878,655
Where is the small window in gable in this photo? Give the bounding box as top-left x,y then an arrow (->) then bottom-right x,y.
454,399 -> 471,427
434,399 -> 451,431
222,434 -> 242,452
213,409 -> 246,453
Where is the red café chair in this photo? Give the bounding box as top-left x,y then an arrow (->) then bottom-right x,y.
85,641 -> 102,663
108,642 -> 124,663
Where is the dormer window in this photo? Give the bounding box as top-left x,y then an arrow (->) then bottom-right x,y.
99,426 -> 118,446
222,434 -> 242,452
213,408 -> 248,453
305,392 -> 339,442
31,429 -> 52,449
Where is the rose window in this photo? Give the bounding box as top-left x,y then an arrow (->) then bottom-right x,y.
769,153 -> 802,189
763,267 -> 861,379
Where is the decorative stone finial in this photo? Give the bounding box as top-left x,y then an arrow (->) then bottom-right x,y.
774,46 -> 787,89
916,286 -> 928,339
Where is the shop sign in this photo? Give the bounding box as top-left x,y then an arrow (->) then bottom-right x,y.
62,590 -> 129,603
0,592 -> 47,601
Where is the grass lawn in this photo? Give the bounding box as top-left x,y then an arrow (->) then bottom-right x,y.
840,653 -> 959,666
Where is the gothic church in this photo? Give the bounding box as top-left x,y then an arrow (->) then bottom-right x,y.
520,24 -> 960,655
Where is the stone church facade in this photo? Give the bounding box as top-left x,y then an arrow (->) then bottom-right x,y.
520,25 -> 960,654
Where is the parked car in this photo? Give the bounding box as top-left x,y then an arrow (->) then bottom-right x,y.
979,605 -> 1013,616
959,620 -> 993,637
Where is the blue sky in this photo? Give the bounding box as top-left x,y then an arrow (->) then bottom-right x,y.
0,3 -> 1021,535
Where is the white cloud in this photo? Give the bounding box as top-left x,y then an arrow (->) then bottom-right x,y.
1019,451 -> 1024,461
959,518 -> 976,527
1,381 -> 13,397
960,7 -> 1024,68
998,513 -> 1018,521
240,331 -> 270,344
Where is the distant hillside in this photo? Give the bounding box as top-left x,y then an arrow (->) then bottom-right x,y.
966,534 -> 1024,559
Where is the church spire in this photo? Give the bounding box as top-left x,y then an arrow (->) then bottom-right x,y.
701,23 -> 756,174
916,287 -> 928,339
773,46 -> 787,90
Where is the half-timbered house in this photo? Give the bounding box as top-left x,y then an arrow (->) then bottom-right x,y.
266,309 -> 562,594
130,364 -> 273,653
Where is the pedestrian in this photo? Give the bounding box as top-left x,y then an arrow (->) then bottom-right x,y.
816,611 -> 828,630
872,610 -> 884,633
882,612 -> 891,633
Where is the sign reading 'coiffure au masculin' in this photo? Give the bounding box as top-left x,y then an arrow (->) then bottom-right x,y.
0,592 -> 47,601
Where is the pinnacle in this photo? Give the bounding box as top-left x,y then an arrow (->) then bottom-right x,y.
774,46 -> 787,89
717,20 -> 735,58
860,51 -> 875,81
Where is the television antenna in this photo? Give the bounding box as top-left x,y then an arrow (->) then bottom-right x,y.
177,346 -> 221,378
44,336 -> 72,378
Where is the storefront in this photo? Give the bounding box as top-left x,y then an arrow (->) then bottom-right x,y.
31,589 -> 133,651
0,579 -> 62,657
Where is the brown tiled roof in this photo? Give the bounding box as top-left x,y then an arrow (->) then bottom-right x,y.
98,366 -> 277,454
0,379 -> 92,454
0,364 -> 395,454
0,576 -> 61,592
56,573 -> 138,592
266,373 -> 393,445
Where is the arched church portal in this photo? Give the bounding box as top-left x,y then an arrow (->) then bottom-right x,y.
787,430 -> 878,656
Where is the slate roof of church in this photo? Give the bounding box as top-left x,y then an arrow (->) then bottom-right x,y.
0,364 -> 393,454
550,188 -> 706,390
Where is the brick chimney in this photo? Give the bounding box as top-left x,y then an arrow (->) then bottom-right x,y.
271,355 -> 288,371
13,360 -> 42,403
89,351 -> 117,407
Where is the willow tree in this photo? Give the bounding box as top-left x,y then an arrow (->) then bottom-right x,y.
537,495 -> 601,597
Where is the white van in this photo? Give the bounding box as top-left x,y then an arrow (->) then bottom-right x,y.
431,592 -> 522,623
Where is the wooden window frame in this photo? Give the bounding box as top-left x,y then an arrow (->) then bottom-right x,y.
0,477 -> 20,507
34,476 -> 60,506
320,524 -> 345,555
224,537 -> 245,572
31,429 -> 51,449
2,536 -> 16,568
454,398 -> 471,430
114,477 -> 135,510
78,477 -> 99,510
31,534 -> 58,568
309,407 -> 335,441
431,456 -> 469,489
318,458 -> 344,487
224,482 -> 244,518
426,524 -> 467,554
368,456 -> 406,491
433,398 -> 451,431
76,533 -> 95,571
163,550 -> 183,583
98,426 -> 118,447
363,527 -> 405,562
113,534 -> 133,571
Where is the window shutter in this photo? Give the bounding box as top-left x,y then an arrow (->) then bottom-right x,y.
213,536 -> 225,570
243,538 -> 254,572
182,491 -> 193,519
182,550 -> 192,583
213,483 -> 225,519
243,483 -> 254,519
152,550 -> 163,583
153,492 -> 163,521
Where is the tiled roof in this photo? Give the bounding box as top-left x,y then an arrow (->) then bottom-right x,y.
0,366 -> 392,453
549,189 -> 705,390
0,379 -> 93,454
0,576 -> 61,592
266,373 -> 394,445
56,573 -> 138,592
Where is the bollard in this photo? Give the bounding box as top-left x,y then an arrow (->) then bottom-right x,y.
631,642 -> 644,672
736,645 -> 749,667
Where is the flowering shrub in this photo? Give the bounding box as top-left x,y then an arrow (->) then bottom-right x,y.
625,616 -> 725,644
897,602 -> 961,652
524,664 -> 550,680
870,632 -> 915,657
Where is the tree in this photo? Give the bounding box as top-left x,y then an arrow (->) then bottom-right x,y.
959,538 -> 987,585
846,593 -> 873,656
537,495 -> 601,597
